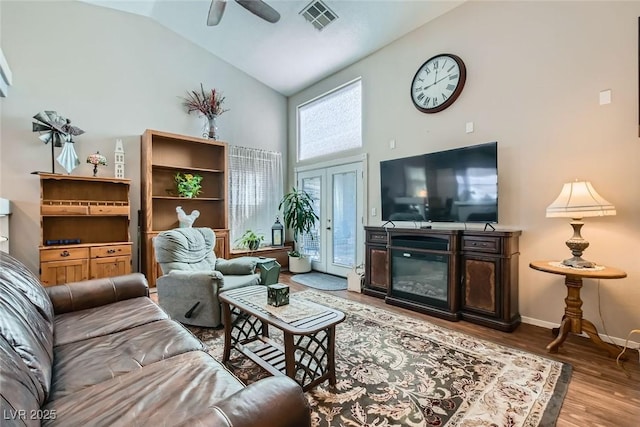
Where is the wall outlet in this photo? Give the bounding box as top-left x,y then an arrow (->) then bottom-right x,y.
599,90 -> 611,105
389,139 -> 396,149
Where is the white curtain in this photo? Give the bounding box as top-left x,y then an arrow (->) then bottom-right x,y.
228,145 -> 283,248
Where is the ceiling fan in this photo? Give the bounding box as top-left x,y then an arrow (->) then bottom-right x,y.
207,0 -> 281,26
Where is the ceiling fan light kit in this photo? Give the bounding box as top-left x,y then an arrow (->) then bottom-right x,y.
207,0 -> 280,26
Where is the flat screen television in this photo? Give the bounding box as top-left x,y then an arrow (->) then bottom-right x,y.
380,142 -> 498,223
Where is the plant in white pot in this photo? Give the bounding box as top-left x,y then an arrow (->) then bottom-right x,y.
278,188 -> 319,274
234,230 -> 264,252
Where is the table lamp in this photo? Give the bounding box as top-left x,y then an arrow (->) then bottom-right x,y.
546,180 -> 616,268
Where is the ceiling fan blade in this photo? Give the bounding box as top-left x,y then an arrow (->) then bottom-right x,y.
207,0 -> 227,26
235,0 -> 280,23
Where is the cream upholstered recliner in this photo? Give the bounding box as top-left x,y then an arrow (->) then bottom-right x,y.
153,227 -> 261,327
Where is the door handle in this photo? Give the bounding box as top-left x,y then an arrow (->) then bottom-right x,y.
326,227 -> 332,230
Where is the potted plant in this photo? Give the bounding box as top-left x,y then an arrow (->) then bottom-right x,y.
175,172 -> 203,198
278,188 -> 319,274
235,230 -> 264,252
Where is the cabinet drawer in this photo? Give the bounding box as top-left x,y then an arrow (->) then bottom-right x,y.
41,205 -> 89,215
89,205 -> 130,215
40,247 -> 89,261
366,231 -> 388,244
462,236 -> 500,253
91,244 -> 132,258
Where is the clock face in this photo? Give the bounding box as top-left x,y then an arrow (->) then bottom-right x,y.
411,54 -> 466,113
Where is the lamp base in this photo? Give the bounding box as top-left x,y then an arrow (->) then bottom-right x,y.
562,256 -> 595,269
562,219 -> 596,268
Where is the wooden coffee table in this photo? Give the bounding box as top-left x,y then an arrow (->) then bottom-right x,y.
219,285 -> 345,391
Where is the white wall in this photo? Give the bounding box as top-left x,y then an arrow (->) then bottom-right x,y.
288,1 -> 640,341
0,1 -> 287,271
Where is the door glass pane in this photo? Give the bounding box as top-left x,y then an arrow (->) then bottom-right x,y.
300,176 -> 321,261
332,171 -> 357,267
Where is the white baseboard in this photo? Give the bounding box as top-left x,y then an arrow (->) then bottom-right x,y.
521,316 -> 640,350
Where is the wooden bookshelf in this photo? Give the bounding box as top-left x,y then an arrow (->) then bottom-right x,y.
140,129 -> 229,287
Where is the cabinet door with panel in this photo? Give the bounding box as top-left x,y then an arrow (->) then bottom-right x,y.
461,255 -> 500,317
214,229 -> 229,260
460,231 -> 521,332
40,259 -> 89,287
363,227 -> 389,298
90,256 -> 130,279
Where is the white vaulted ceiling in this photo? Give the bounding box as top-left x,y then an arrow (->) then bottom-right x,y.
81,0 -> 464,96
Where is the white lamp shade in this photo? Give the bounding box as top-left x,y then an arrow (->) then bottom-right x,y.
546,181 -> 616,218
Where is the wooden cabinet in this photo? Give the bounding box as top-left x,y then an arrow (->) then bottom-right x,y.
140,129 -> 229,287
363,226 -> 521,331
460,231 -> 521,332
38,174 -> 132,286
229,244 -> 293,271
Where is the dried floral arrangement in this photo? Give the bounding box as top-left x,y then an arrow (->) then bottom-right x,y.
182,83 -> 229,118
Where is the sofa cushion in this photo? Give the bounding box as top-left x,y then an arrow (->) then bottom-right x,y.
43,351 -> 245,426
53,297 -> 167,347
0,335 -> 43,425
215,257 -> 257,275
0,254 -> 54,401
49,319 -> 206,401
0,254 -> 54,324
221,273 -> 261,291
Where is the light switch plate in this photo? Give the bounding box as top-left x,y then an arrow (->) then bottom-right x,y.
466,122 -> 474,133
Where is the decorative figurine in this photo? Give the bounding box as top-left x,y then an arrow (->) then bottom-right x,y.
114,139 -> 125,178
176,206 -> 200,228
32,111 -> 84,174
267,284 -> 289,307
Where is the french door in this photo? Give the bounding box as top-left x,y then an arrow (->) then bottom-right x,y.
297,162 -> 364,277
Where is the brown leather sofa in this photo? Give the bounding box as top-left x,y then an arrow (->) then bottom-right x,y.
0,253 -> 311,426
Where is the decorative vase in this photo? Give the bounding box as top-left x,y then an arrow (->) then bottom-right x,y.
203,116 -> 218,140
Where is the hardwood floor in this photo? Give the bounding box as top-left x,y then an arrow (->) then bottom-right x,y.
152,273 -> 640,426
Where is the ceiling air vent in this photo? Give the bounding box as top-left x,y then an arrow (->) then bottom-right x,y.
300,0 -> 338,31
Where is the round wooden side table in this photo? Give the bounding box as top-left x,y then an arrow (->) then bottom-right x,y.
529,261 -> 627,358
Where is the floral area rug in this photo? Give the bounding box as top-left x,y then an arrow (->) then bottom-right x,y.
188,290 -> 571,427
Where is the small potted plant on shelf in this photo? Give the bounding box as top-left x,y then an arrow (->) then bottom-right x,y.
235,230 -> 264,252
174,172 -> 203,198
278,188 -> 319,274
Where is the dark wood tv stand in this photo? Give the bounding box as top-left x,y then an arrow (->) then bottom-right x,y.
364,226 -> 521,332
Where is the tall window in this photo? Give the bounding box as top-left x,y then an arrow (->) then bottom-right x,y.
297,78 -> 362,161
228,146 -> 283,248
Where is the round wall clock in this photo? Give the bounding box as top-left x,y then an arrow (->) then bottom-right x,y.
410,53 -> 466,113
